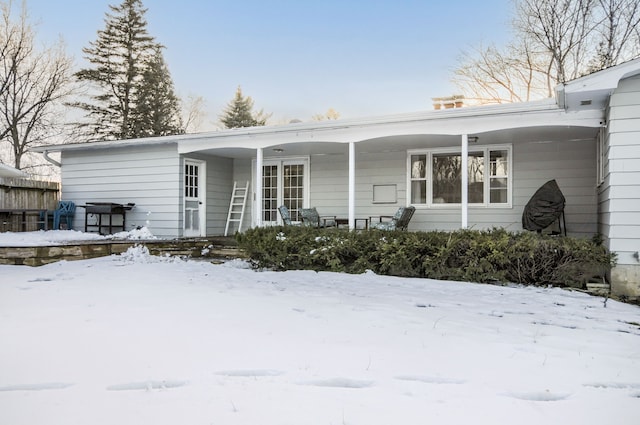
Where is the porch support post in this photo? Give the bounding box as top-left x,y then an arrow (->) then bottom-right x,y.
349,142 -> 355,229
255,147 -> 263,228
461,134 -> 468,229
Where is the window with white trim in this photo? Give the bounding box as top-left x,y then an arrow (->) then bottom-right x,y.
596,127 -> 606,186
408,145 -> 512,206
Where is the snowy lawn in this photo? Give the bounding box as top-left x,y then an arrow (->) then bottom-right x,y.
0,233 -> 639,424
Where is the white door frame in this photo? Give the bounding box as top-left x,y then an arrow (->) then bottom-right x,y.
252,156 -> 310,226
183,158 -> 206,237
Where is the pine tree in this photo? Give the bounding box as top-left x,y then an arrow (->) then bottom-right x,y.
133,47 -> 183,137
73,0 -> 183,140
220,86 -> 270,129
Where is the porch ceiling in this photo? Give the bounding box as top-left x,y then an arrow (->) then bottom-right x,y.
189,125 -> 600,160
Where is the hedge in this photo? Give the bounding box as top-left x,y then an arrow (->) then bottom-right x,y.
236,227 -> 615,288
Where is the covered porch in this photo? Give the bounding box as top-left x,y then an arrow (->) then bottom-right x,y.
178,101 -> 603,237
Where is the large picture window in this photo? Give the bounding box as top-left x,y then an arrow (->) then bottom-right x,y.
408,145 -> 511,207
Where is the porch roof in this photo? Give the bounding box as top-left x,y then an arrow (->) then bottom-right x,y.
32,98 -> 604,160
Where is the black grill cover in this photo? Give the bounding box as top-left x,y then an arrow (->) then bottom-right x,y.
522,179 -> 565,231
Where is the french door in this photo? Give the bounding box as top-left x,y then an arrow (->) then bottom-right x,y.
258,158 -> 309,226
183,159 -> 206,237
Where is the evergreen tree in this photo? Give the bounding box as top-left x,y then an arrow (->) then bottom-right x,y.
73,0 -> 183,140
133,46 -> 183,137
220,86 -> 270,129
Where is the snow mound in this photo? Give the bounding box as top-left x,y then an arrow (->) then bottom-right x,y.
221,258 -> 253,269
109,227 -> 157,240
118,245 -> 183,264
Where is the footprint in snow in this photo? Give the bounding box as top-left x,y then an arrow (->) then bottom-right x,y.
297,378 -> 374,389
584,382 -> 640,397
0,382 -> 74,392
106,380 -> 187,391
503,390 -> 570,402
584,382 -> 640,390
27,277 -> 54,282
395,375 -> 466,385
214,369 -> 284,377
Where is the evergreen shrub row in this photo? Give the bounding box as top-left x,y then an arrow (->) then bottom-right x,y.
236,227 -> 616,288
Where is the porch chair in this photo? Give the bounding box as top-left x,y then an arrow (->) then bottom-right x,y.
278,205 -> 299,226
300,207 -> 337,228
53,201 -> 76,230
370,206 -> 416,231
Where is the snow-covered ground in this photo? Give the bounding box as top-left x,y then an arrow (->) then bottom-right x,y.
1,231 -> 639,424
0,228 -> 156,246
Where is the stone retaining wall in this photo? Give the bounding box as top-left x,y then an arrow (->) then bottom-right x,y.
0,238 -> 244,266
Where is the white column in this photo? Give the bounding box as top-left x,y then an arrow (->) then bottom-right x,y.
255,147 -> 263,228
349,142 -> 355,229
461,134 -> 468,229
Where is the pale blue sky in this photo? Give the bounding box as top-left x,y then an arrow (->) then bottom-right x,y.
26,0 -> 513,125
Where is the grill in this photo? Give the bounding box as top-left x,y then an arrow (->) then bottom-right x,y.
81,202 -> 135,234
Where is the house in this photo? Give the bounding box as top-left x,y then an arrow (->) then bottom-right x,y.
33,59 -> 640,298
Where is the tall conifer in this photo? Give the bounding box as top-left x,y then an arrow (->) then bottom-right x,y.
73,0 -> 183,140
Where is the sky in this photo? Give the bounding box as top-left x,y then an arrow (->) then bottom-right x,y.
1,233 -> 639,424
24,0 -> 514,127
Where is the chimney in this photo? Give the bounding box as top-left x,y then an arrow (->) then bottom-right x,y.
432,95 -> 465,110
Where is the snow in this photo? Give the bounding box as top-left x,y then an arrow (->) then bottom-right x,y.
0,227 -> 157,246
1,232 -> 639,424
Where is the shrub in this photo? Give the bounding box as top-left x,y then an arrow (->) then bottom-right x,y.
236,227 -> 616,288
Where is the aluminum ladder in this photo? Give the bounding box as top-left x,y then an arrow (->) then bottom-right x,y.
224,181 -> 249,236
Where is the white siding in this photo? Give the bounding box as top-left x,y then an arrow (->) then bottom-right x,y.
61,144 -> 182,238
601,74 -> 640,266
232,159 -> 253,232
233,137 -> 598,236
205,156 -> 234,236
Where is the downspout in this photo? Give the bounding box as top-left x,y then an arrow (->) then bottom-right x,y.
461,134 -> 468,229
348,142 -> 355,229
42,150 -> 61,167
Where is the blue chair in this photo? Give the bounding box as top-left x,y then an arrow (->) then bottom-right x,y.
53,201 -> 76,230
278,205 -> 295,226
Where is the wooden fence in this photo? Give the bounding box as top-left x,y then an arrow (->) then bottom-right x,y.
1,177 -> 60,232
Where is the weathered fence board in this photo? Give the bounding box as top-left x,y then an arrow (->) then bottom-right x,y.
0,177 -> 60,232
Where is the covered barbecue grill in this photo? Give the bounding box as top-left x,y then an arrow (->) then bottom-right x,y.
80,202 -> 135,234
522,179 -> 566,235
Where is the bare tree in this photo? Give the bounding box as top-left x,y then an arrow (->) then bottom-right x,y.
312,108 -> 341,121
0,0 -> 73,170
182,94 -> 207,133
453,0 -> 640,105
515,0 -> 596,83
588,0 -> 640,70
454,40 -> 551,104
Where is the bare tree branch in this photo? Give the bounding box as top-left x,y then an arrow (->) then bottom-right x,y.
0,0 -> 73,169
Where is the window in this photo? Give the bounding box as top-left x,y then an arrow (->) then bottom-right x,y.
408,145 -> 511,207
596,127 -> 606,186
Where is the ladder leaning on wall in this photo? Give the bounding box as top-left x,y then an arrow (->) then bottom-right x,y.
224,181 -> 249,236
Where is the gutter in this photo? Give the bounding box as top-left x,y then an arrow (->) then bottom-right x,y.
42,150 -> 61,167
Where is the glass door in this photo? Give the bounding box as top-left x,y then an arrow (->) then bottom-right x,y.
260,159 -> 308,225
